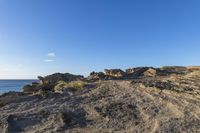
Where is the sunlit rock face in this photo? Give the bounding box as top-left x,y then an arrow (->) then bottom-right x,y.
104,69 -> 126,78
143,68 -> 157,77
125,67 -> 156,78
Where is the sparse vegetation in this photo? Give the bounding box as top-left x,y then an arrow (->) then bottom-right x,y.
39,89 -> 50,95
54,81 -> 88,93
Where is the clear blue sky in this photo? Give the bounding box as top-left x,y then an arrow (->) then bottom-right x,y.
0,0 -> 200,79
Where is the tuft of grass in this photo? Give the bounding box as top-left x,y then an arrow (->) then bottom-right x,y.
54,81 -> 87,93
39,89 -> 49,95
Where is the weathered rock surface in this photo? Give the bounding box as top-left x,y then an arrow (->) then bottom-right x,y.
104,69 -> 126,78
39,73 -> 84,85
159,66 -> 188,75
0,66 -> 200,132
87,72 -> 106,81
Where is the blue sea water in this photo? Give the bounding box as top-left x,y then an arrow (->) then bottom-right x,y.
0,80 -> 38,94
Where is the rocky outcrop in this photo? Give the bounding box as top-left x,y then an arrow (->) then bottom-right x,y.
143,68 -> 157,77
22,73 -> 84,94
38,73 -> 84,85
159,66 -> 188,75
126,68 -> 135,74
87,72 -> 106,81
104,69 -> 125,78
134,67 -> 154,76
125,67 -> 157,78
126,66 -> 190,78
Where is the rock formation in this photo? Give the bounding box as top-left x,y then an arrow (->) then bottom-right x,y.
126,68 -> 135,74
125,67 -> 156,78
87,71 -> 106,81
38,73 -> 84,85
104,69 -> 125,78
143,68 -> 157,77
159,66 -> 188,75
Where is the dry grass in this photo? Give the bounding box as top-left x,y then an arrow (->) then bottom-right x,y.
54,81 -> 87,92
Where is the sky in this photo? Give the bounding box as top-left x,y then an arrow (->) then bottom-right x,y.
0,0 -> 200,79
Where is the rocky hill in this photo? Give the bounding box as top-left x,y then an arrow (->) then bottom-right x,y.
0,66 -> 200,132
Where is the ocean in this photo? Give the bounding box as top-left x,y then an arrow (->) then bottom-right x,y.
0,80 -> 38,94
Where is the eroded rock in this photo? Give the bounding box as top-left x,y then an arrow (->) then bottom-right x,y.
104,69 -> 125,78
